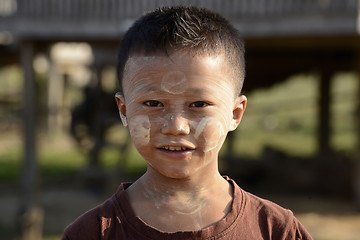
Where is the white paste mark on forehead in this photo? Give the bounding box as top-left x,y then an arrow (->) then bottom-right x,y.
124,56 -> 161,76
129,115 -> 151,146
161,71 -> 188,94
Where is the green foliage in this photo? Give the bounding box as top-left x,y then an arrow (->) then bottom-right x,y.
233,72 -> 357,158
0,65 -> 23,95
331,72 -> 358,152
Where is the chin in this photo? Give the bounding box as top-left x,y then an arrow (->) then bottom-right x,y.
161,168 -> 194,180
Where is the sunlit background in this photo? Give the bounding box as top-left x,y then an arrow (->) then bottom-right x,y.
1,0 -> 360,239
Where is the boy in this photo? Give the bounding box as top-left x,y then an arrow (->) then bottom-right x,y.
62,6 -> 313,239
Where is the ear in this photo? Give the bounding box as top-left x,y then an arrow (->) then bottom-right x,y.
115,92 -> 128,127
229,95 -> 247,131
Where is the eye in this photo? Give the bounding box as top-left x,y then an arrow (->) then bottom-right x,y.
189,101 -> 210,108
143,100 -> 164,107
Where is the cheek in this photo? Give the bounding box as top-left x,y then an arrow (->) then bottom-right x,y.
203,119 -> 226,152
129,115 -> 151,146
193,117 -> 227,152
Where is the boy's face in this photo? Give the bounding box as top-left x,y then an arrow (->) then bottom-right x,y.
116,51 -> 246,179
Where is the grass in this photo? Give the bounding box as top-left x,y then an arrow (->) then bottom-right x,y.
39,146 -> 87,178
43,235 -> 62,240
0,148 -> 22,181
0,131 -> 147,182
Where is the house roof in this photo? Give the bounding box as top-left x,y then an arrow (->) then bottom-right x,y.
0,0 -> 358,40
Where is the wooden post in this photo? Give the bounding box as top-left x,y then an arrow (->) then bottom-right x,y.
47,50 -> 61,132
354,55 -> 360,209
318,70 -> 332,157
19,40 -> 44,240
89,64 -> 102,168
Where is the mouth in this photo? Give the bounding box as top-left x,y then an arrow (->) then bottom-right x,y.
159,146 -> 194,152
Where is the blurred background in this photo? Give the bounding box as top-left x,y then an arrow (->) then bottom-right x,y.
1,0 -> 360,239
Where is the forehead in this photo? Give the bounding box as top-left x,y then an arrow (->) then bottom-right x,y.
122,53 -> 235,94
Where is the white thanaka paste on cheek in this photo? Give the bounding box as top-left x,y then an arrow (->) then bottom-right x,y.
161,71 -> 187,94
203,120 -> 226,152
129,115 -> 151,146
193,117 -> 227,153
194,117 -> 210,139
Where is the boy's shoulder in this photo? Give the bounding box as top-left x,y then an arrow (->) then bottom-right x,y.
241,189 -> 294,220
238,186 -> 312,239
61,183 -> 131,240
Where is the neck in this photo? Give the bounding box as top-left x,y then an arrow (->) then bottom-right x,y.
141,166 -> 226,196
125,164 -> 233,232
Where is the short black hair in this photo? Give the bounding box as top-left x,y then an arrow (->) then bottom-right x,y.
117,5 -> 245,95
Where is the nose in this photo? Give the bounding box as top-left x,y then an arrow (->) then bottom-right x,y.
161,114 -> 190,135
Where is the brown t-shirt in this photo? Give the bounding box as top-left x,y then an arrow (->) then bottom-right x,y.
62,177 -> 313,239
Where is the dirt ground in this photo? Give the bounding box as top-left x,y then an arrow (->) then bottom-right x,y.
265,194 -> 360,240
1,182 -> 360,240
